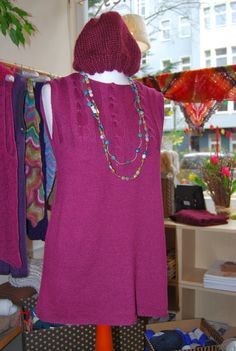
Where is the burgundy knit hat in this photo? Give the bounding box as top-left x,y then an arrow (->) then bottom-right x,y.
73,11 -> 141,76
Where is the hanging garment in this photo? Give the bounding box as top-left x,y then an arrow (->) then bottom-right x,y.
0,74 -> 28,276
24,81 -> 45,229
36,73 -> 168,326
35,82 -> 56,200
26,82 -> 48,241
0,78 -> 22,268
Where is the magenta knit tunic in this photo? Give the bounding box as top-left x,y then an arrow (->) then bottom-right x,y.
36,73 -> 167,325
0,79 -> 21,268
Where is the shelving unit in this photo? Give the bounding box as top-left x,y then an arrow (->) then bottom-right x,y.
165,219 -> 236,327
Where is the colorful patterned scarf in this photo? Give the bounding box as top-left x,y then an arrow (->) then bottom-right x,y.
24,81 -> 45,227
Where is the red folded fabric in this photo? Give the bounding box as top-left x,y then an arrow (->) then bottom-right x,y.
170,209 -> 228,226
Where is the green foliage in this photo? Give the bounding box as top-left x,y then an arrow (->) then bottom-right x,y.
231,179 -> 236,194
0,0 -> 36,46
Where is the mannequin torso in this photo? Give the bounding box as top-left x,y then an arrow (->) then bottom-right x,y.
42,70 -> 130,138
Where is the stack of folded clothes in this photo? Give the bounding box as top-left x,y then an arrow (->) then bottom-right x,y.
9,258 -> 43,293
170,209 -> 228,226
0,299 -> 19,334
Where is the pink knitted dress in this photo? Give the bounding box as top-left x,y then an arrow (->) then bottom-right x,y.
36,73 -> 167,325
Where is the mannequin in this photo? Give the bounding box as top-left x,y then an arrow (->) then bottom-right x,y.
36,11 -> 167,332
42,70 -> 130,138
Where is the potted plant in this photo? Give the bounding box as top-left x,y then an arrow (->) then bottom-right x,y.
189,153 -> 236,215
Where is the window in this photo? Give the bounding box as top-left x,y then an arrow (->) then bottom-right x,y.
179,16 -> 191,37
162,59 -> 171,71
214,4 -> 226,26
205,50 -> 211,67
232,46 -> 236,64
230,131 -> 236,152
203,7 -> 211,29
218,100 -> 228,112
141,52 -> 148,65
231,2 -> 236,23
181,57 -> 191,71
137,0 -> 146,16
209,133 -> 221,152
161,20 -> 171,40
215,48 -> 227,66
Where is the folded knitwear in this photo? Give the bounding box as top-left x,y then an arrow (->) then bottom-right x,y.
0,299 -> 17,316
9,259 -> 43,293
170,209 -> 228,226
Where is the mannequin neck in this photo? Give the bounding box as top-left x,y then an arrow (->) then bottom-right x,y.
86,70 -> 130,85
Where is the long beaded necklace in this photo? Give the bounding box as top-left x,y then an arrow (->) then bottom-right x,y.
80,71 -> 149,181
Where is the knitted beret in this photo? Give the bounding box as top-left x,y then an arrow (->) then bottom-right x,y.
73,11 -> 141,76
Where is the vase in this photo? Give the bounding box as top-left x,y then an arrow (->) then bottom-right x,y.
214,205 -> 231,216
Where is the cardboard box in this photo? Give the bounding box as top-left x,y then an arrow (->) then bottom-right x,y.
145,318 -> 224,351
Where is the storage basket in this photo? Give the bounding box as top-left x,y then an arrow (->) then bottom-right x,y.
21,295 -> 145,351
161,177 -> 175,218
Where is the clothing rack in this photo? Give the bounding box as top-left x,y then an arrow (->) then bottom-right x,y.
0,59 -> 60,78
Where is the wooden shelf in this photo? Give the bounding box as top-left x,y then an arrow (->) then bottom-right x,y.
182,268 -> 206,286
165,220 -> 236,325
0,326 -> 21,349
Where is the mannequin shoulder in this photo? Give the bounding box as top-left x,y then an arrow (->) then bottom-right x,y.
136,80 -> 164,105
44,73 -> 80,90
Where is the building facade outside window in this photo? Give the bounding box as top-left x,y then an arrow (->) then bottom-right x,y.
179,16 -> 191,37
214,4 -> 226,26
231,1 -> 236,24
181,56 -> 191,71
215,47 -> 227,66
160,19 -> 171,40
203,7 -> 211,29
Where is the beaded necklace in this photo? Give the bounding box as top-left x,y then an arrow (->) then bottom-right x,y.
80,71 -> 149,181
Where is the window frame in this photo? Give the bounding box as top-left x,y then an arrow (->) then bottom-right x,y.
215,47 -> 227,66
214,3 -> 227,27
180,56 -> 191,71
160,19 -> 171,41
231,1 -> 236,24
179,16 -> 191,37
161,59 -> 172,71
203,7 -> 211,29
208,133 -> 221,152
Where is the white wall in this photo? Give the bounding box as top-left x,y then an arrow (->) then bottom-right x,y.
0,0 -> 73,76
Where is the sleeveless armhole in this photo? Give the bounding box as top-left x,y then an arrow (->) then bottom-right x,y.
40,80 -> 56,146
149,89 -> 165,150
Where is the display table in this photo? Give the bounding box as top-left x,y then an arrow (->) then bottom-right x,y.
165,219 -> 236,327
